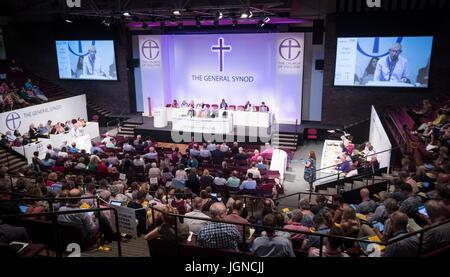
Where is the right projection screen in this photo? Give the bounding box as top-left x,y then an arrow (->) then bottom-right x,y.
334,36 -> 433,88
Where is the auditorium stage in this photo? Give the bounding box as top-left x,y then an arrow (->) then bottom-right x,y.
126,116 -> 340,145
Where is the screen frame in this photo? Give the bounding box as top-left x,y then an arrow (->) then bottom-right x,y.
55,39 -> 120,82
332,35 -> 434,89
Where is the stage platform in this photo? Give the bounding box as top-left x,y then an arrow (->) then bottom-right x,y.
126,116 -> 341,145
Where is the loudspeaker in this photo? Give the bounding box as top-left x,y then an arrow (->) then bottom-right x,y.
315,59 -> 324,70
312,19 -> 324,45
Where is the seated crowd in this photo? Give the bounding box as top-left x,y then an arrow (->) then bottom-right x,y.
0,60 -> 49,112
0,127 -> 448,257
330,132 -> 380,178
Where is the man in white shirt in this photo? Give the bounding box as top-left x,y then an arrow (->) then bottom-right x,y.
101,133 -> 112,144
374,43 -> 409,83
220,142 -> 230,153
240,173 -> 257,190
206,141 -> 216,152
5,131 -> 16,142
184,197 -> 211,235
199,144 -> 211,158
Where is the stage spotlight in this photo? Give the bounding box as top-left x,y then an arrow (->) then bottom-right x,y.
258,19 -> 265,27
102,18 -> 111,27
216,10 -> 223,20
248,10 -> 253,18
65,19 -> 73,23
123,12 -> 131,17
263,16 -> 270,23
173,10 -> 181,16
240,11 -> 249,19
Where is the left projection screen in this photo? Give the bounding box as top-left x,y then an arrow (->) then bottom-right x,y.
55,40 -> 118,81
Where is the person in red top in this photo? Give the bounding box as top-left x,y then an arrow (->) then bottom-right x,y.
96,159 -> 109,178
283,209 -> 310,240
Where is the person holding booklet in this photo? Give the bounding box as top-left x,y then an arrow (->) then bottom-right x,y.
303,151 -> 317,192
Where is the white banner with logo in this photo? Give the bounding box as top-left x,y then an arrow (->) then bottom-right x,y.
0,95 -> 88,135
138,33 -> 304,123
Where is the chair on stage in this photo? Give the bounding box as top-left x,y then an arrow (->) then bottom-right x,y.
211,104 -> 219,109
228,105 -> 236,111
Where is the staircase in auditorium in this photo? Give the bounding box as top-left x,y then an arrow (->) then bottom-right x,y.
0,147 -> 28,173
270,132 -> 298,151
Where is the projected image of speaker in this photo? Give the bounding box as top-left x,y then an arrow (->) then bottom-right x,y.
312,19 -> 324,45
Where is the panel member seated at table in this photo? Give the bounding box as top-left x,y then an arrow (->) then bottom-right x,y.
171,99 -> 179,108
189,100 -> 195,108
198,105 -> 209,117
259,102 -> 269,112
220,99 -> 228,109
196,102 -> 204,109
244,101 -> 252,111
244,101 -> 256,112
180,100 -> 189,108
186,107 -> 196,117
208,108 -> 219,118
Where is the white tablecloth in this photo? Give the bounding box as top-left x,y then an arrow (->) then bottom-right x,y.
172,115 -> 233,134
163,107 -> 271,128
49,122 -> 99,152
12,138 -> 52,164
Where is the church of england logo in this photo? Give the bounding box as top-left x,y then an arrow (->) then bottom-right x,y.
279,38 -> 302,61
5,112 -> 21,131
141,40 -> 160,60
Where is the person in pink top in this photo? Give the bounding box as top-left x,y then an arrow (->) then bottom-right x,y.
250,149 -> 261,162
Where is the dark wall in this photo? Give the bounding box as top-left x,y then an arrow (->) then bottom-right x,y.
4,21 -> 131,114
322,11 -> 450,126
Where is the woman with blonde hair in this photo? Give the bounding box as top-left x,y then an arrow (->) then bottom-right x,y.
200,169 -> 214,189
144,205 -> 189,242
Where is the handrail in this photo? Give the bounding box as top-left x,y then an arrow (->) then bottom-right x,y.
0,205 -> 122,257
146,204 -> 450,257
313,165 -> 387,183
312,147 -> 396,174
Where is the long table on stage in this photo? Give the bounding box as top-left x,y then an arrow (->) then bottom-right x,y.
160,107 -> 271,128
172,115 -> 233,134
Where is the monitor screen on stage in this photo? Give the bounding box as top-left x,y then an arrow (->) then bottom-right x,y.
137,33 -> 305,123
55,40 -> 118,80
333,36 -> 433,88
